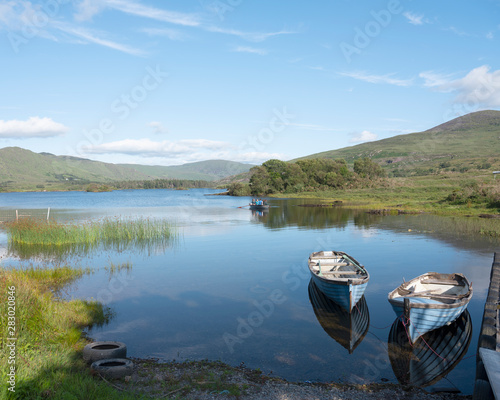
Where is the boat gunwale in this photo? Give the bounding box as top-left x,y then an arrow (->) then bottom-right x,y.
387,272 -> 473,310
308,250 -> 369,286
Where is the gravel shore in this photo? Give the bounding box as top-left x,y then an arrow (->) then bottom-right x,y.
106,359 -> 471,400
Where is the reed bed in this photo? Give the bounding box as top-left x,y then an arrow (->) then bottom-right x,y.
5,217 -> 177,250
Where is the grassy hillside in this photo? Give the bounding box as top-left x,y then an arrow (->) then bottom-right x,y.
295,110 -> 500,176
119,160 -> 254,181
0,147 -> 253,191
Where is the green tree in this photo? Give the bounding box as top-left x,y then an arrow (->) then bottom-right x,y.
353,157 -> 386,178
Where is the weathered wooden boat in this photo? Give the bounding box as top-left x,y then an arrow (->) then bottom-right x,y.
308,250 -> 369,312
308,279 -> 369,354
388,272 -> 472,343
388,309 -> 472,387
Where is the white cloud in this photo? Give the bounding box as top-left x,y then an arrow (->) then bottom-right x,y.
83,138 -> 233,156
74,0 -> 105,22
486,31 -> 494,40
0,117 -> 68,138
403,12 -> 426,26
233,46 -> 268,55
444,26 -> 470,37
349,130 -> 377,143
426,65 -> 500,107
81,138 -> 286,164
339,71 -> 413,87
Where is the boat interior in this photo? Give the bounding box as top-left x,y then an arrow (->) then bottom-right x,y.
309,254 -> 365,278
396,275 -> 469,300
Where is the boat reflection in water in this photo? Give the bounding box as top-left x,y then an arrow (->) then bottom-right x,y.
388,310 -> 472,387
308,279 -> 370,354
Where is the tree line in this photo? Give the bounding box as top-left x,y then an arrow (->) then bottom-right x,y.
229,157 -> 386,196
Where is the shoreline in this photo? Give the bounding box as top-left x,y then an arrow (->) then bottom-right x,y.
104,357 -> 472,400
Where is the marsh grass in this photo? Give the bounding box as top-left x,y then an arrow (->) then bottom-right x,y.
0,266 -> 139,399
5,217 -> 178,258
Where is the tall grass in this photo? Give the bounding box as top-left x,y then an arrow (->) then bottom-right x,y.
5,217 -> 177,257
0,266 -> 141,399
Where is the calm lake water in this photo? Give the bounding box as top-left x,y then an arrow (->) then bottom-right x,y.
0,188 -> 498,394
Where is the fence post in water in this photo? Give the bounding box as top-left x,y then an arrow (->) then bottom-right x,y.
47,207 -> 50,221
15,209 -> 18,222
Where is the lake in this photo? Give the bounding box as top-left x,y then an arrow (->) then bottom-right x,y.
0,188 -> 497,394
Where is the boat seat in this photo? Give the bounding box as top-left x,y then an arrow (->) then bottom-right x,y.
322,271 -> 359,275
420,279 -> 461,286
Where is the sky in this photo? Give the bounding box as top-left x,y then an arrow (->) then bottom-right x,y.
1,0 -> 500,166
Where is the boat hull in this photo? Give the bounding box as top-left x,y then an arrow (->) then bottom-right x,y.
389,298 -> 469,343
311,273 -> 368,312
388,272 -> 472,343
249,205 -> 269,211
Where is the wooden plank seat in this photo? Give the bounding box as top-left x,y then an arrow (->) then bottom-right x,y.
420,279 -> 462,286
321,271 -> 359,276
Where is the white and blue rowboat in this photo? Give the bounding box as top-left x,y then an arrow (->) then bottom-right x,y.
388,272 -> 472,343
308,250 -> 369,312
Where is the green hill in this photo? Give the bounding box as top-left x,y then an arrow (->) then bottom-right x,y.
295,110 -> 500,176
0,147 -> 253,191
119,160 -> 254,181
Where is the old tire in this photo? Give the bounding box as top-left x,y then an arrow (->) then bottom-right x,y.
83,341 -> 127,364
90,358 -> 134,380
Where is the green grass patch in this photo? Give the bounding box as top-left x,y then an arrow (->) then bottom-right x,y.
0,265 -> 142,399
5,218 -> 177,258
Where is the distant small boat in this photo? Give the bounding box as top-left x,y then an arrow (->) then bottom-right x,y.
388,272 -> 472,343
388,310 -> 472,387
308,251 -> 369,312
308,279 -> 369,354
249,202 -> 269,211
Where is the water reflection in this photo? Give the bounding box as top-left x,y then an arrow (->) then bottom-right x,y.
308,280 -> 369,354
387,310 -> 472,387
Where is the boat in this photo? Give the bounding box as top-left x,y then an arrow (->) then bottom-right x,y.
388,309 -> 472,387
308,250 -> 369,312
249,203 -> 269,211
249,200 -> 269,211
308,279 -> 369,354
388,272 -> 472,343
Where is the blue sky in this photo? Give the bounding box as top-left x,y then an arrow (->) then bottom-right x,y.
1,0 -> 500,166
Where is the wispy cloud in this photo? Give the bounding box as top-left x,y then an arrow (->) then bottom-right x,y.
233,46 -> 268,55
486,31 -> 494,40
0,117 -> 68,138
148,121 -> 167,134
403,12 -> 427,26
55,22 -> 145,56
283,122 -> 340,132
141,27 -> 188,41
349,130 -> 377,143
205,26 -> 297,42
339,71 -> 413,87
419,70 -> 457,89
444,26 -> 470,37
75,0 -> 201,26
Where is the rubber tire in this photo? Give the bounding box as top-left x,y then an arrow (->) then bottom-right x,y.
83,341 -> 127,364
473,378 -> 494,400
90,358 -> 134,380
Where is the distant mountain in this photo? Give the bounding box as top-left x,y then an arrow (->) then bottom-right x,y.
294,110 -> 500,175
119,160 -> 254,181
0,147 -> 253,190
